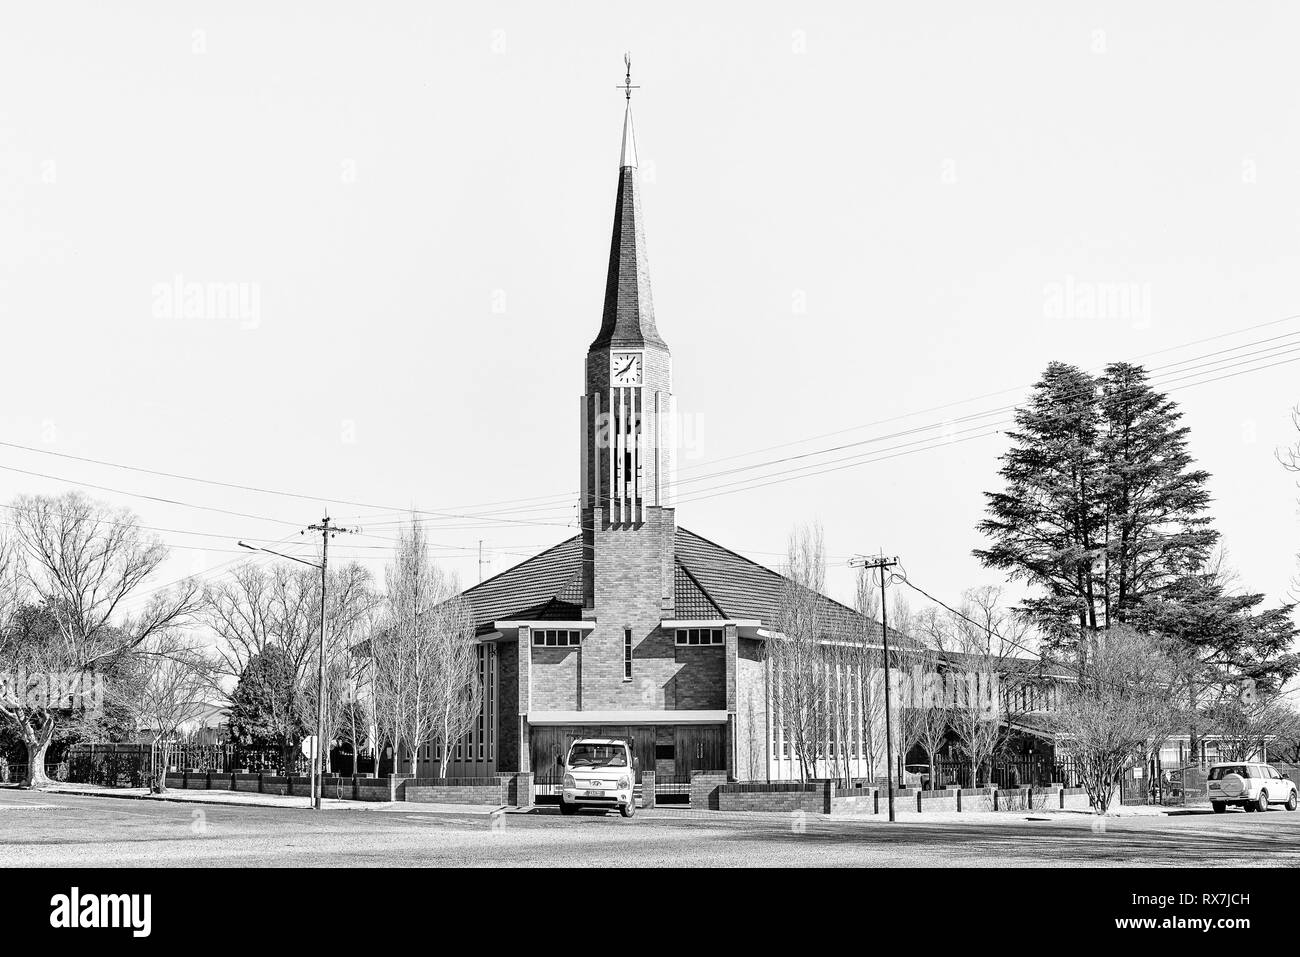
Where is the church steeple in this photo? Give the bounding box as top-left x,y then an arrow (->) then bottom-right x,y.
579,56 -> 676,614
589,62 -> 665,352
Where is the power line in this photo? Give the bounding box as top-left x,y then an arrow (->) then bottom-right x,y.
891,573 -> 1042,662
670,348 -> 1300,507
2,312 -> 1298,530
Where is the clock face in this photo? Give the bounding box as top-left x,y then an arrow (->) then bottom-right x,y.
610,351 -> 643,386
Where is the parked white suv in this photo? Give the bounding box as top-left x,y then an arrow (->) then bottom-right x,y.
1207,762 -> 1298,813
558,738 -> 636,818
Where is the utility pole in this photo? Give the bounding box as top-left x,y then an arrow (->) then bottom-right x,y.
239,516 -> 357,811
850,554 -> 899,822
306,516 -> 356,810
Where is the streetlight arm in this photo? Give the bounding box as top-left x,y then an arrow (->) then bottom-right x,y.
237,541 -> 322,569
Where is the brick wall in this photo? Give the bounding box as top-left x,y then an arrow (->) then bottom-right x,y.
718,780 -> 831,814
531,644 -> 580,712
403,773 -> 534,807
689,770 -> 728,810
162,772 -> 391,802
528,623 -> 725,715
830,787 -> 877,815
578,507 -> 680,712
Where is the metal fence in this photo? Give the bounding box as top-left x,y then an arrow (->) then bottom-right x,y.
55,743 -> 313,783
928,757 -> 1084,790
0,763 -> 67,785
651,773 -> 692,803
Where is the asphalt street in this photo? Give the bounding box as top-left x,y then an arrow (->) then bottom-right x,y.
2,789 -> 1298,867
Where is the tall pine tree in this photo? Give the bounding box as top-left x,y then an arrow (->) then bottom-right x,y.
976,361 -> 1218,653
975,361 -> 1105,649
1096,363 -> 1216,620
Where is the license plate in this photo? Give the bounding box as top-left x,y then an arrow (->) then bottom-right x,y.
583,789 -> 603,797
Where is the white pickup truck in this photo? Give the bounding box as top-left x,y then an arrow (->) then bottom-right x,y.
558,738 -> 637,818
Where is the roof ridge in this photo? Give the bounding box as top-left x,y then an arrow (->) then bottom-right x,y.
673,557 -> 726,618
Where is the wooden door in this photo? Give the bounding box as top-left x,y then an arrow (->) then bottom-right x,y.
631,727 -> 655,783
675,725 -> 724,776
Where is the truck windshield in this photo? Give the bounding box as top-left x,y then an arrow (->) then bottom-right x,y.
568,745 -> 628,768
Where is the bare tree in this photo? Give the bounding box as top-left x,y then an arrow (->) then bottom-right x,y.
1206,694 -> 1296,762
902,611 -> 953,788
937,587 -> 1035,788
1050,626 -> 1191,813
853,569 -> 886,783
771,523 -> 830,781
372,518 -> 480,780
111,631 -> 214,792
1273,705 -> 1300,765
205,557 -> 373,772
1,494 -> 200,787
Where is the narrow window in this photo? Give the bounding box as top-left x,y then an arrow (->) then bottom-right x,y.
624,628 -> 633,680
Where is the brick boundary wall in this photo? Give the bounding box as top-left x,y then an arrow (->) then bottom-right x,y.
641,770 -> 655,809
403,773 -> 533,807
164,772 -> 393,801
689,771 -> 728,810
693,782 -> 1099,815
718,780 -> 824,814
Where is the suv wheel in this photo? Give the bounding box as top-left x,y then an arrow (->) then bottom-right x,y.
1212,801 -> 1227,814
1257,791 -> 1269,813
1286,790 -> 1298,812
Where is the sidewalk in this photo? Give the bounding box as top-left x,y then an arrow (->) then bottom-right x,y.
34,783 -> 514,816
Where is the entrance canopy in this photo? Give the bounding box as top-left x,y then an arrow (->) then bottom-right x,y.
527,710 -> 727,726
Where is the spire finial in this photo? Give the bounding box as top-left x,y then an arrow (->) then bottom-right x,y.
618,52 -> 639,101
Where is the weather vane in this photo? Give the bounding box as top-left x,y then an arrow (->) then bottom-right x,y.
617,51 -> 639,101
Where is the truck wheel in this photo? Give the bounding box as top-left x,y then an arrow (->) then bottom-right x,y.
1212,802 -> 1226,814
620,801 -> 635,818
1287,791 -> 1298,812
559,799 -> 577,816
1257,792 -> 1269,813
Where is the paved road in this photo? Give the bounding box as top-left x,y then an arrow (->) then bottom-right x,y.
2,789 -> 1297,867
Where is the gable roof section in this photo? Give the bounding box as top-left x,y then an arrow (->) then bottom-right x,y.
460,535 -> 584,632
674,527 -> 889,642
455,525 -> 897,644
673,560 -> 725,619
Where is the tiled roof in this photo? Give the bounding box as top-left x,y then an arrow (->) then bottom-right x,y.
673,527 -> 887,641
673,560 -> 725,619
456,526 -> 898,645
459,536 -> 584,633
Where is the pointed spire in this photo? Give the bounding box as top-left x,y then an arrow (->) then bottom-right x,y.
620,102 -> 638,169
591,56 -> 664,351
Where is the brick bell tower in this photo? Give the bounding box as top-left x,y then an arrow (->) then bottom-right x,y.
579,60 -> 676,627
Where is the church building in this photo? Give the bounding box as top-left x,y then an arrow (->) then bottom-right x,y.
411,81 -> 888,786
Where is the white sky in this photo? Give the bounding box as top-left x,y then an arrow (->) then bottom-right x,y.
2,2 -> 1298,632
